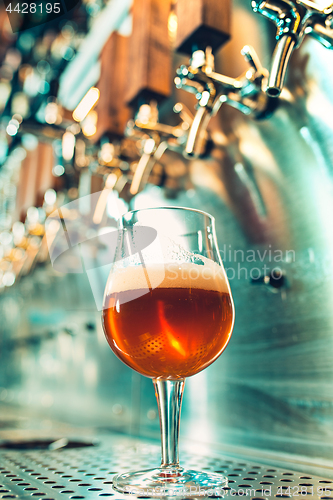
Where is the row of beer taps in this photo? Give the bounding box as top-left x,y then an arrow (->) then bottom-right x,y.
102,0 -> 333,196
1,0 -> 333,292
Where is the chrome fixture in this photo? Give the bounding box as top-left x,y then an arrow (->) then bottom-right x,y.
251,0 -> 333,96
175,46 -> 275,158
125,102 -> 192,195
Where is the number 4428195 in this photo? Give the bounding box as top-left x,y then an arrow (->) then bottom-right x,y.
277,485 -> 332,496
6,3 -> 61,13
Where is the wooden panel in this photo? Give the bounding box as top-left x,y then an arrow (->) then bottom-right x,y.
35,142 -> 55,206
94,33 -> 130,140
175,0 -> 231,55
15,147 -> 39,221
125,0 -> 172,107
90,174 -> 104,194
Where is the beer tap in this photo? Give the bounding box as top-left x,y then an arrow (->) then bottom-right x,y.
173,0 -> 274,158
251,0 -> 333,96
120,0 -> 179,195
126,101 -> 192,195
175,45 -> 274,157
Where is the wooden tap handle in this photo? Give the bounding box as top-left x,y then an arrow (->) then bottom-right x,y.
94,33 -> 130,140
126,0 -> 172,107
175,0 -> 231,55
15,147 -> 39,221
36,142 -> 55,206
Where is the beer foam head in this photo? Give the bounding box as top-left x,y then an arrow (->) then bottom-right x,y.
106,256 -> 229,295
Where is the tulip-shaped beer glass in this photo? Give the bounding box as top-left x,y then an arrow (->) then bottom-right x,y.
102,207 -> 234,496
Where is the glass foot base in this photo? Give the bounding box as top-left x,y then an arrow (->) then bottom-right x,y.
113,466 -> 228,497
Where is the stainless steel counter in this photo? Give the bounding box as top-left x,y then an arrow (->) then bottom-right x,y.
0,431 -> 333,500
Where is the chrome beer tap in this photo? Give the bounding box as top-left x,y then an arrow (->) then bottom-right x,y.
175,46 -> 274,158
126,102 -> 192,195
251,0 -> 333,96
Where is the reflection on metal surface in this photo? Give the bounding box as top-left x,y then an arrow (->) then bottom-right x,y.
0,438 -> 96,450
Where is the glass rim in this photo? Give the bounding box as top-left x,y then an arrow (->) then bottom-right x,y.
122,206 -> 215,223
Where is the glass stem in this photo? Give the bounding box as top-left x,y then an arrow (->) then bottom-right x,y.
153,379 -> 185,468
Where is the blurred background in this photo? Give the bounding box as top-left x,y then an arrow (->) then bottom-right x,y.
0,0 -> 333,476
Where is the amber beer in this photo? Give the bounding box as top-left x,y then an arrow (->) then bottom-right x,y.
102,262 -> 234,379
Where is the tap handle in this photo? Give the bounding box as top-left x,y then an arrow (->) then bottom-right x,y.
126,0 -> 171,107
175,0 -> 231,55
95,32 -> 130,140
133,101 -> 188,140
173,103 -> 194,127
242,45 -> 259,71
174,69 -> 206,96
241,45 -> 269,85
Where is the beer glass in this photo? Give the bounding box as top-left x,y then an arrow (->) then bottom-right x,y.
102,207 -> 234,496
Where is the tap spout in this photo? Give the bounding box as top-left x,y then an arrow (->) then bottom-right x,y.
176,46 -> 271,156
130,152 -> 155,196
252,0 -> 333,95
267,34 -> 296,97
130,141 -> 169,195
184,105 -> 213,158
